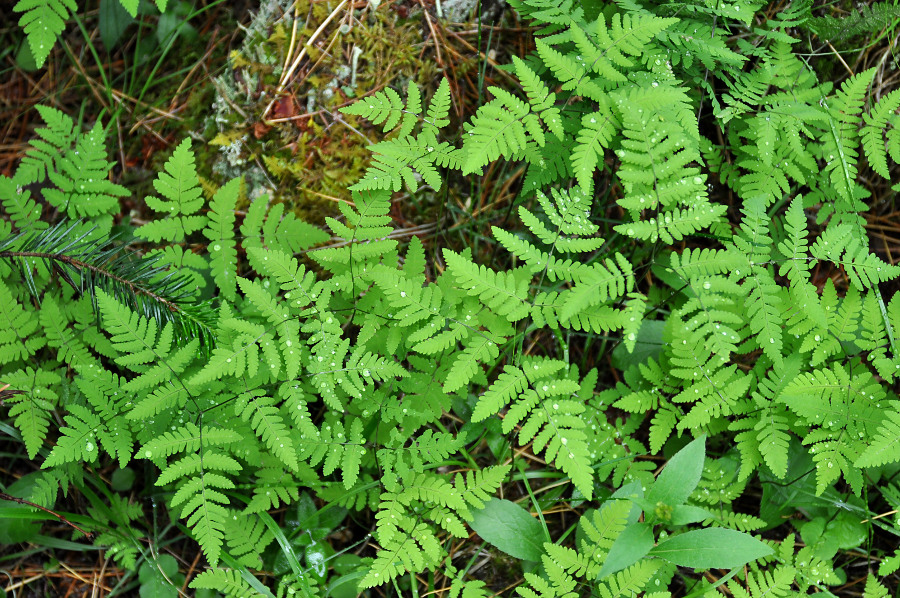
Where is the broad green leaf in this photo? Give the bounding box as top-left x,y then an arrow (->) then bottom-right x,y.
648,528 -> 773,568
670,505 -> 713,526
597,522 -> 654,579
99,0 -> 134,49
469,498 -> 545,561
647,435 -> 706,508
0,473 -> 43,543
611,480 -> 645,525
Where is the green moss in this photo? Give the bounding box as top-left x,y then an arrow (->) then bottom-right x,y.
202,0 -> 451,225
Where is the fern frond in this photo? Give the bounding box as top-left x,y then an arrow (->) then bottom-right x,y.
726,565 -> 795,598
573,13 -> 678,82
558,253 -> 633,321
350,136 -> 461,193
157,452 -> 242,486
138,139 -> 207,243
0,175 -> 45,232
139,423 -> 242,461
811,223 -> 900,289
13,0 -> 77,67
473,365 -> 530,422
744,266 -> 784,365
39,294 -> 96,367
233,389 -> 298,472
462,97 -> 535,175
534,38 -> 604,101
171,471 -> 233,565
16,105 -> 77,185
0,282 -> 44,365
341,86 -> 406,132
820,68 -> 875,207
311,189 -> 396,275
443,332 -> 504,393
43,123 -> 128,221
571,107 -> 618,194
443,249 -> 531,321
615,111 -> 705,212
204,177 -> 240,301
43,404 -> 103,467
190,569 -> 261,597
615,203 -> 727,244
425,78 -> 452,131
360,521 -> 436,589
862,88 -> 900,179
3,367 -> 59,458
855,407 -> 900,468
501,368 -> 594,498
455,464 -> 511,510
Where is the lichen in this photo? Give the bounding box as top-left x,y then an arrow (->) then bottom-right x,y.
202,0 -> 449,224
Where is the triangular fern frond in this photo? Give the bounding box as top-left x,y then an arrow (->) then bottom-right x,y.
16,105 -> 77,185
138,138 -> 208,243
43,123 -> 129,221
13,0 -> 77,67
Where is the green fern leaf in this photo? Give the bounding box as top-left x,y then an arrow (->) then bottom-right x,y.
444,332 -> 504,393
17,105 -> 77,185
139,423 -> 242,461
39,294 -> 96,367
13,0 -> 77,67
43,404 -> 102,467
203,177 -> 240,301
744,267 -> 784,365
0,282 -> 44,365
863,576 -> 889,598
572,13 -> 678,82
157,452 -> 242,486
820,68 -> 875,206
190,569 -> 261,597
615,204 -> 727,244
862,88 -> 900,179
138,138 -> 207,242
341,86 -> 405,132
243,463 -> 305,514
4,367 -> 59,459
473,365 -> 530,422
0,175 -> 45,232
855,407 -> 900,468
170,471 -> 232,565
234,389 -> 298,472
462,100 -> 532,175
811,223 -> 900,289
571,106 -> 618,194
443,249 -> 531,321
558,253 -> 633,321
362,523 -> 433,588
425,78 -> 452,131
534,38 -> 604,101
43,123 -> 128,220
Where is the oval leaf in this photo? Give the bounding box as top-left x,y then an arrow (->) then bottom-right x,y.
670,505 -> 713,526
597,522 -> 654,579
469,498 -> 545,561
648,528 -> 773,569
647,435 -> 706,508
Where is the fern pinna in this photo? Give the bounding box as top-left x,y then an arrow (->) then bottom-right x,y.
4,0 -> 900,596
13,0 -> 169,68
